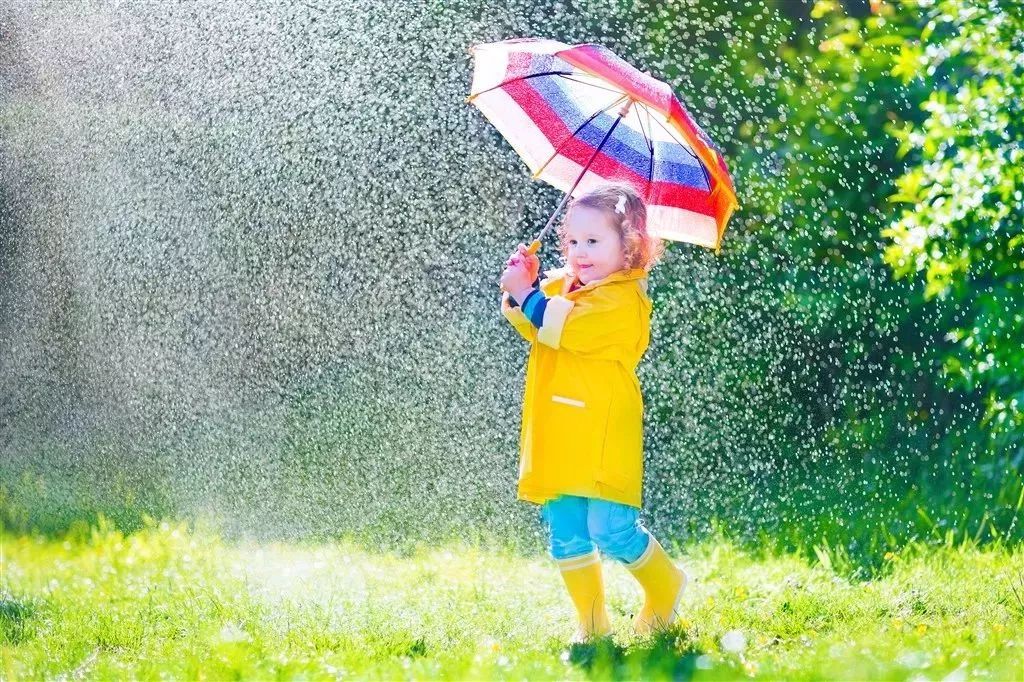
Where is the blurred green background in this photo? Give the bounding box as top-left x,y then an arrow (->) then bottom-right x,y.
0,0 -> 1020,574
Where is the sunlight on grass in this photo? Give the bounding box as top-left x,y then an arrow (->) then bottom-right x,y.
1,517 -> 1022,680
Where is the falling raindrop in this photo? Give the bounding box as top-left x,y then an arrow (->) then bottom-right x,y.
0,0 -> 1014,565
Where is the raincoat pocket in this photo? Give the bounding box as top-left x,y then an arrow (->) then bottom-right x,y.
541,388 -> 600,472
551,394 -> 586,408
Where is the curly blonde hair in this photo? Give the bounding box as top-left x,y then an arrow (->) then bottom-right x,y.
556,181 -> 666,272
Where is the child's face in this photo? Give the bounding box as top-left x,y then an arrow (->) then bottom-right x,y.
562,205 -> 626,285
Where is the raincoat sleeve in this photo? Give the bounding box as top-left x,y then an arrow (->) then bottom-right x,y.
536,284 -> 640,360
500,290 -> 537,344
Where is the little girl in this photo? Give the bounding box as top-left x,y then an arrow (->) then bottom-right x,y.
498,181 -> 688,644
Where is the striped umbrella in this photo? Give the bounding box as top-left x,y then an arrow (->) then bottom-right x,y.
466,37 -> 738,252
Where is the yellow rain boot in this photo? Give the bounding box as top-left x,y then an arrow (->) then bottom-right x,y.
625,537 -> 688,636
556,549 -> 612,643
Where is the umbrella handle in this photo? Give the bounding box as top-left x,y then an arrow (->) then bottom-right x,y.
523,184 -> 574,256
500,239 -> 541,294
499,238 -> 543,297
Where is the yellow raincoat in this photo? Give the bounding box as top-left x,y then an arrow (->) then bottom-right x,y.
500,266 -> 652,508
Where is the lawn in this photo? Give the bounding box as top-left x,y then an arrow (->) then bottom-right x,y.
1,517 -> 1022,680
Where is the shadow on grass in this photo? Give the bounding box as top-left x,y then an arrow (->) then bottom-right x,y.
567,629 -> 702,681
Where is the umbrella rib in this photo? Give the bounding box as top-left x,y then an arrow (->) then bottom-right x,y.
466,70 -> 574,101
569,107 -> 628,192
641,102 -> 712,191
555,75 -> 627,96
531,92 -> 629,179
635,104 -> 654,153
642,103 -> 699,160
635,105 -> 655,201
647,108 -> 657,198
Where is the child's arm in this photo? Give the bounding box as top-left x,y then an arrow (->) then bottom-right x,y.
511,286 -> 547,326
499,254 -> 541,343
532,285 -> 642,360
500,290 -> 538,343
499,246 -> 543,342
502,280 -> 643,359
505,246 -> 540,300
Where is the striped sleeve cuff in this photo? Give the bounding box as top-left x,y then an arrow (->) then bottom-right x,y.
536,295 -> 574,349
520,288 -> 548,328
507,275 -> 542,309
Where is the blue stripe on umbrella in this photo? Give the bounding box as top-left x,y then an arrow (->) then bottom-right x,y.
605,131 -> 711,189
532,75 -> 649,159
530,76 -> 712,189
573,113 -> 711,189
650,141 -> 711,189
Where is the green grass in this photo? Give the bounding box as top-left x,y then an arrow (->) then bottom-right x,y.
1,516 -> 1022,680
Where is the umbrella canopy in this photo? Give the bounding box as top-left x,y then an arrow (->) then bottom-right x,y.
467,37 -> 738,250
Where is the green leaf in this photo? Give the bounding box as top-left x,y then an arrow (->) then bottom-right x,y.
891,42 -> 922,84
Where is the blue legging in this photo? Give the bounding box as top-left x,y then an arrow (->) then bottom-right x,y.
539,494 -> 653,563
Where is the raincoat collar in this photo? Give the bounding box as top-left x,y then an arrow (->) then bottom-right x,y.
543,266 -> 649,297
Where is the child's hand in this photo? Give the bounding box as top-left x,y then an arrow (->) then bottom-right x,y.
505,243 -> 540,283
500,260 -> 535,299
